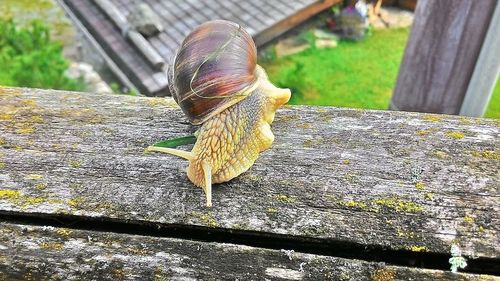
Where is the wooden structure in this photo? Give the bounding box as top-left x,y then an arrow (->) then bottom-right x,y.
60,0 -> 340,96
397,0 -> 417,11
391,0 -> 498,115
1,87 -> 499,279
460,3 -> 500,117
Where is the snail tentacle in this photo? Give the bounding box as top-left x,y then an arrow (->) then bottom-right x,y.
201,160 -> 212,207
146,146 -> 193,161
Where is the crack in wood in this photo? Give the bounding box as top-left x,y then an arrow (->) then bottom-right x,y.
0,210 -> 498,276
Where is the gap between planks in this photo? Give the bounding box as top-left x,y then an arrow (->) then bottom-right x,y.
0,210 -> 498,276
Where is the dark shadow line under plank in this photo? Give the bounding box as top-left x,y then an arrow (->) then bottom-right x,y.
0,210 -> 497,276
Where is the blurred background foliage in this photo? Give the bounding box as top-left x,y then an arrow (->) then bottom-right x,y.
261,27 -> 499,119
0,0 -> 498,118
0,18 -> 84,91
262,27 -> 408,109
0,0 -> 83,91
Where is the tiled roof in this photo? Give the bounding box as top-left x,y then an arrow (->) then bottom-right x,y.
63,0 -> 338,95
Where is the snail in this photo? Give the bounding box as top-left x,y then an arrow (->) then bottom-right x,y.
147,20 -> 291,207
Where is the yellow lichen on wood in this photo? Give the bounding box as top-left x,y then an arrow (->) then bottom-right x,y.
266,207 -> 278,213
240,173 -> 262,182
471,150 -> 500,160
425,193 -> 434,201
127,247 -> 149,255
0,87 -> 23,96
343,172 -> 358,183
56,228 -> 73,237
39,242 -> 64,250
232,223 -> 244,230
154,267 -> 167,281
60,108 -> 105,124
339,196 -> 423,213
35,183 -> 47,190
190,211 -> 219,227
1,191 -> 70,209
21,197 -> 46,208
373,197 -> 423,213
88,116 -> 104,124
21,100 -> 36,107
445,132 -> 465,139
415,181 -> 425,190
0,114 -> 14,120
68,196 -> 85,208
77,130 -> 91,139
273,194 -> 297,203
199,213 -> 218,227
0,189 -> 21,199
371,268 -> 395,281
459,117 -> 474,125
396,227 -> 415,238
406,245 -> 428,252
297,123 -> 312,129
303,138 -> 322,148
25,174 -> 43,180
279,114 -> 300,122
431,151 -> 448,159
112,268 -> 126,279
15,126 -> 35,134
422,115 -> 443,122
30,115 -> 44,123
145,97 -> 178,107
416,130 -> 429,136
464,215 -> 475,224
342,200 -> 368,209
69,160 -> 82,168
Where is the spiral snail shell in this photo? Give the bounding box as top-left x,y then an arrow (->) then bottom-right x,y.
148,20 -> 291,207
169,20 -> 258,125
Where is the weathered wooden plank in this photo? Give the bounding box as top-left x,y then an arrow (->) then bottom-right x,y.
0,87 -> 498,262
0,223 -> 497,280
391,0 -> 497,114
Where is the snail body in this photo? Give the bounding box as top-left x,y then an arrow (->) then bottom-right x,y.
148,20 -> 291,207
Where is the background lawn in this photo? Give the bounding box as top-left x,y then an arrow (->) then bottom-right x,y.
261,27 -> 499,118
485,81 -> 500,119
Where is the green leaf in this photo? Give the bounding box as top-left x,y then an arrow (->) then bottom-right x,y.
152,135 -> 196,148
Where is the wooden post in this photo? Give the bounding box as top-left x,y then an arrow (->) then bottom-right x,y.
391,0 -> 497,114
460,2 -> 500,117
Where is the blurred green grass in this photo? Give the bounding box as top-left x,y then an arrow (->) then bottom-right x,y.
485,80 -> 500,119
261,27 -> 499,118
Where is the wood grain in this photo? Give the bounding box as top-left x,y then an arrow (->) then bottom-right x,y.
0,87 -> 498,261
0,223 -> 497,280
391,0 -> 497,114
